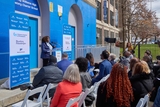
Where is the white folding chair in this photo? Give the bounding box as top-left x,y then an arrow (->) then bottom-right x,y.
42,83 -> 57,107
78,86 -> 95,107
92,74 -> 110,107
66,92 -> 84,107
136,94 -> 149,107
93,74 -> 110,95
12,85 -> 47,107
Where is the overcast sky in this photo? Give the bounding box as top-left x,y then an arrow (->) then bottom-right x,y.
147,0 -> 160,18
147,0 -> 160,26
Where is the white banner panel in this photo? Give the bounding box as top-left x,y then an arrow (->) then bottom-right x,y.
9,29 -> 29,56
63,34 -> 71,51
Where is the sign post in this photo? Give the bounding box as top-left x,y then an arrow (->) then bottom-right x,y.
9,13 -> 30,89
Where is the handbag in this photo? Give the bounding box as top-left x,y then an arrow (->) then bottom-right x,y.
150,87 -> 157,102
85,92 -> 95,106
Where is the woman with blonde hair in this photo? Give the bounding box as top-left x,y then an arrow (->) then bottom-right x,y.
96,63 -> 134,107
50,64 -> 82,107
130,61 -> 154,107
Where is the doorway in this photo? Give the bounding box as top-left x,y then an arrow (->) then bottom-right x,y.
71,26 -> 75,60
29,18 -> 38,68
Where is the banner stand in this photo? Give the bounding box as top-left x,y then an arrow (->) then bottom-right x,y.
9,13 -> 30,89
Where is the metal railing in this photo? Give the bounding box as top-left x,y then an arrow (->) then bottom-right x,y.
75,45 -> 120,62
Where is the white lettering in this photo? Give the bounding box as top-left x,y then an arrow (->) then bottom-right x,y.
22,3 -> 30,9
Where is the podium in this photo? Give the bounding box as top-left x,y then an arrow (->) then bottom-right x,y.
52,48 -> 62,62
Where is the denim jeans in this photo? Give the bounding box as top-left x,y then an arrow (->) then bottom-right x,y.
153,86 -> 160,107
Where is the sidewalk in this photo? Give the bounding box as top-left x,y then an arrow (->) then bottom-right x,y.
0,68 -> 40,107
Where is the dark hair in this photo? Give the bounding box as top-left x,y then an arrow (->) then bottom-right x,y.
156,55 -> 160,60
42,36 -> 49,43
86,52 -> 93,60
143,55 -> 150,62
75,57 -> 88,72
101,50 -> 110,59
145,50 -> 151,56
62,52 -> 68,58
86,52 -> 94,66
49,55 -> 57,63
126,42 -> 132,48
130,58 -> 139,70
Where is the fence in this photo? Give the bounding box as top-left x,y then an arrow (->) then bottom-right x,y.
75,45 -> 120,62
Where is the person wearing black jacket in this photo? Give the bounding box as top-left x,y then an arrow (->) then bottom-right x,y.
130,61 -> 154,107
32,55 -> 63,97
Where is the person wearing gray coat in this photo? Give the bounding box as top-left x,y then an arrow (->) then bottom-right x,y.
32,55 -> 63,97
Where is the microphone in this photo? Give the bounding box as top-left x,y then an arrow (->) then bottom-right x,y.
50,42 -> 56,48
50,42 -> 61,48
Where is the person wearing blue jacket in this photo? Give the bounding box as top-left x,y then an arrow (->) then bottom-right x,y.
57,53 -> 73,74
41,36 -> 53,66
92,50 -> 112,85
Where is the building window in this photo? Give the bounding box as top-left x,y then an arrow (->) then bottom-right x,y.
110,0 -> 114,6
104,7 -> 108,23
96,1 -> 101,21
110,11 -> 114,26
111,32 -> 114,38
104,30 -> 109,44
115,0 -> 118,9
96,28 -> 102,44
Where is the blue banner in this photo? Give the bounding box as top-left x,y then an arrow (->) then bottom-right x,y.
15,0 -> 40,16
10,55 -> 30,87
10,13 -> 29,31
9,13 -> 30,88
103,0 -> 107,20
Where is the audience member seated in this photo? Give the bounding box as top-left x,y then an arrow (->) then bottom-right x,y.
130,61 -> 154,107
153,86 -> 160,107
57,52 -> 72,74
92,50 -> 112,85
143,55 -> 153,70
75,57 -> 95,106
50,64 -> 82,107
128,58 -> 139,78
153,55 -> 160,77
75,57 -> 91,90
130,49 -> 135,57
120,51 -> 131,69
32,55 -> 63,97
85,52 -> 95,77
150,70 -> 160,102
96,63 -> 134,107
108,53 -> 116,66
144,50 -> 152,62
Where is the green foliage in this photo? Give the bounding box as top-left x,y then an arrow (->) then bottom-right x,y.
120,44 -> 160,60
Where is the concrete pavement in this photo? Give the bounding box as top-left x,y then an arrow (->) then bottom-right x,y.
0,68 -> 40,107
